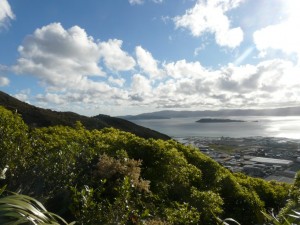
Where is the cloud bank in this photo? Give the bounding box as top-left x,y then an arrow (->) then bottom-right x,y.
10,0 -> 300,116
13,23 -> 300,115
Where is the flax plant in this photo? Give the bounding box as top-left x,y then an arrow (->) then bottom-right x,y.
0,186 -> 75,225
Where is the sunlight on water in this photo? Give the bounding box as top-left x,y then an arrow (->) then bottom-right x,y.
276,133 -> 300,139
265,126 -> 280,132
133,116 -> 300,139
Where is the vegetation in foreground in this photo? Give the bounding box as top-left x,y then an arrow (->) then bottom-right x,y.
0,186 -> 75,225
0,106 -> 298,224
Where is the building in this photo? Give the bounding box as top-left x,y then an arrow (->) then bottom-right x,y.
250,157 -> 293,167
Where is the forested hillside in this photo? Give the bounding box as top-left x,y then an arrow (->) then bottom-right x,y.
0,106 -> 296,224
0,91 -> 169,140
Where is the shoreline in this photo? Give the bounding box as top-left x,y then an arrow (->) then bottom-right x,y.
174,135 -> 300,184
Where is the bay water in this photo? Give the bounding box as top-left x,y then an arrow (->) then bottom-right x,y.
132,116 -> 300,139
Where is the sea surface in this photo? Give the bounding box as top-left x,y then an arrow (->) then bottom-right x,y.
131,116 -> 300,139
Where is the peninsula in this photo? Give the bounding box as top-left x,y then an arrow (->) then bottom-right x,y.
196,118 -> 246,123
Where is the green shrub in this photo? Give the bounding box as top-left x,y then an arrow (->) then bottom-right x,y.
0,106 -> 30,185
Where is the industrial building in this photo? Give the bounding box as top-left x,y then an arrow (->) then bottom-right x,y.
250,157 -> 293,166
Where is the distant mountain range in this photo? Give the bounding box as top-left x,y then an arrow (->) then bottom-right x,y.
0,91 -> 169,140
120,107 -> 300,120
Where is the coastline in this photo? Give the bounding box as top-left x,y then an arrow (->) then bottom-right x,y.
174,135 -> 300,183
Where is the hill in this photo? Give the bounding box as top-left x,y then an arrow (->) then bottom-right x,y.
120,107 -> 300,120
0,91 -> 169,140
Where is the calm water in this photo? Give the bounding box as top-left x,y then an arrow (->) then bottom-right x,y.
132,116 -> 300,139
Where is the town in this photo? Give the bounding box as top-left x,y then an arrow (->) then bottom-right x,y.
176,136 -> 300,183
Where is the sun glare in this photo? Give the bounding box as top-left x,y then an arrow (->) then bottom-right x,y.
258,0 -> 300,62
282,0 -> 300,62
281,0 -> 300,30
282,0 -> 300,19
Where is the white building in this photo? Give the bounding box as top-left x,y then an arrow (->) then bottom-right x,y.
250,157 -> 293,167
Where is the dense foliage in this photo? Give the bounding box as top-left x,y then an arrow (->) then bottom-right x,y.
0,106 -> 292,224
276,171 -> 300,223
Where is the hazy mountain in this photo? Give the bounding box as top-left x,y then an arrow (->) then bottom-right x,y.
120,107 -> 300,120
0,91 -> 169,140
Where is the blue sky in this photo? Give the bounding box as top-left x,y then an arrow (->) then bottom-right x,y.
0,0 -> 300,116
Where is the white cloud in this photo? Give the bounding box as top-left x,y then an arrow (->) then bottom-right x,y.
174,0 -> 244,48
128,0 -> 163,5
0,76 -> 9,86
131,73 -> 152,94
13,23 -> 106,91
194,43 -> 206,56
34,83 -> 130,116
108,76 -> 126,87
152,0 -> 164,3
253,0 -> 300,64
129,73 -> 154,103
0,0 -> 15,28
99,39 -> 136,71
135,46 -> 164,79
129,0 -> 144,5
9,23 -> 135,115
164,59 -> 207,79
0,65 -> 9,86
215,27 -> 243,48
14,89 -> 31,102
214,60 -> 300,107
161,16 -> 171,24
131,58 -> 300,110
10,22 -> 300,114
13,23 -> 137,95
253,17 -> 300,62
11,22 -> 136,114
36,93 -> 66,105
